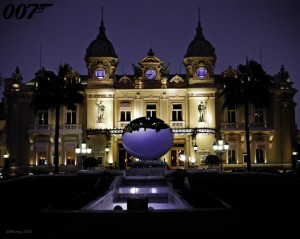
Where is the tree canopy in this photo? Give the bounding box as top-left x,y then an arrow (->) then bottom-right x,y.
30,64 -> 86,174
219,59 -> 272,172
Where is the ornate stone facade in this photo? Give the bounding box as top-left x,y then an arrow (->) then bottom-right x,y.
1,14 -> 298,175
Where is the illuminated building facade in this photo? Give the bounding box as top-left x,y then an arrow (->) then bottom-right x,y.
1,15 -> 298,174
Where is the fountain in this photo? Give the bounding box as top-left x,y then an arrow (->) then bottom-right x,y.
121,116 -> 174,161
81,117 -> 192,211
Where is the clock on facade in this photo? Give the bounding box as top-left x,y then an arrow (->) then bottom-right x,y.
196,67 -> 208,79
95,68 -> 106,79
145,68 -> 157,80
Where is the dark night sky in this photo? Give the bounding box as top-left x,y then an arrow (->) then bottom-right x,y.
1,0 -> 300,126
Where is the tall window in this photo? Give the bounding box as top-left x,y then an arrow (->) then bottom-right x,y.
120,102 -> 131,122
66,109 -> 76,124
37,151 -> 47,165
228,142 -> 237,163
256,149 -> 265,163
243,153 -> 248,163
227,106 -> 236,123
36,143 -> 48,165
65,143 -> 76,165
256,144 -> 265,163
146,103 -> 157,118
38,110 -> 48,125
171,145 -> 185,168
254,105 -> 264,123
228,149 -> 236,164
255,141 -> 265,163
172,103 -> 183,121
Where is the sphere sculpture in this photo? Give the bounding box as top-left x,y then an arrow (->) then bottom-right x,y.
121,117 -> 174,160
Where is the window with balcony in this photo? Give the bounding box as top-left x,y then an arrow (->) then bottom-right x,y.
227,106 -> 236,123
38,110 -> 48,125
254,105 -> 264,123
172,103 -> 183,121
146,103 -> 157,118
66,109 -> 76,124
120,102 -> 131,122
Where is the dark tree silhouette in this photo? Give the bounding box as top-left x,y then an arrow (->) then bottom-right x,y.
30,64 -> 86,174
219,59 -> 272,172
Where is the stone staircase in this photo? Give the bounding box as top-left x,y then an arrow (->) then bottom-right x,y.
81,167 -> 192,211
115,167 -> 170,203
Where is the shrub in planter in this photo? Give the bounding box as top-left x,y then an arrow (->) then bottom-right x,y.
170,169 -> 187,190
204,155 -> 220,168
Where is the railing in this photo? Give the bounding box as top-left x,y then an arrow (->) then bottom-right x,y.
173,128 -> 215,135
170,121 -> 185,128
87,127 -> 216,136
220,123 -> 242,129
27,124 -> 82,133
249,122 -> 273,129
28,122 -> 272,135
220,122 -> 273,130
118,122 -> 130,128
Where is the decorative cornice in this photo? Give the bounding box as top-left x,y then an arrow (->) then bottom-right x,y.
87,127 -> 215,136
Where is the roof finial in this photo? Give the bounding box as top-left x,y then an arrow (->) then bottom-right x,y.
39,45 -> 42,70
259,44 -> 263,66
195,6 -> 203,38
147,48 -> 155,56
12,66 -> 23,82
101,5 -> 104,25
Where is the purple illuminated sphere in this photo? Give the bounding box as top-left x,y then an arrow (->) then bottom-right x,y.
121,117 -> 174,160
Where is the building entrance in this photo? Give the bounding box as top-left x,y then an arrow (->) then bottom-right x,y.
170,144 -> 185,168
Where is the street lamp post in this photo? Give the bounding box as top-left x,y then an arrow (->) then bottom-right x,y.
292,151 -> 298,169
105,143 -> 110,154
192,141 -> 198,169
3,152 -> 10,177
104,129 -> 112,168
213,139 -> 229,172
75,140 -> 92,170
193,142 -> 198,153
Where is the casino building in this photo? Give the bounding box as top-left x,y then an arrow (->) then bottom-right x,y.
0,12 -> 298,175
